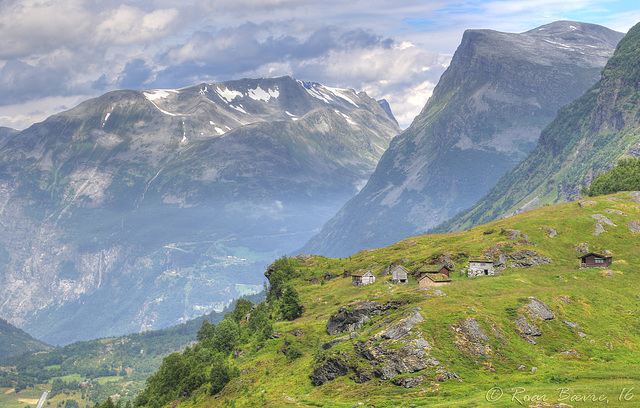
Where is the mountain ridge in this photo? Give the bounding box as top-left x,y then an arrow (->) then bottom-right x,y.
0,75 -> 399,345
298,21 -> 624,258
436,21 -> 640,233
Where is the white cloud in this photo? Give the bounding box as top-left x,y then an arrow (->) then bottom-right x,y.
0,0 -> 638,130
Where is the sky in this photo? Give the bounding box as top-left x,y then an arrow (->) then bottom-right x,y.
1,1 -> 639,130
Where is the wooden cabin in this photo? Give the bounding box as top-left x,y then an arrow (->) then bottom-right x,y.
579,253 -> 612,268
467,259 -> 495,277
416,265 -> 451,278
418,272 -> 452,288
390,265 -> 408,284
351,270 -> 376,286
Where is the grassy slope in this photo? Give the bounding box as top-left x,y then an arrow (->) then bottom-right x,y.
176,191 -> 640,407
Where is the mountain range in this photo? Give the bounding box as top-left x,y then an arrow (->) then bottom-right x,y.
0,76 -> 399,345
299,21 -> 624,258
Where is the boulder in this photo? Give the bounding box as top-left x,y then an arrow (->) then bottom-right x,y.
393,375 -> 425,388
326,301 -> 386,335
524,297 -> 555,320
310,357 -> 350,386
628,220 -> 640,233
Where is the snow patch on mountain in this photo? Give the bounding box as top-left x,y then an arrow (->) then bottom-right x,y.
216,86 -> 243,103
248,86 -> 280,102
326,86 -> 358,107
144,89 -> 178,101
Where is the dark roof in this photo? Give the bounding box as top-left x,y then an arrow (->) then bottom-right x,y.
351,270 -> 374,277
417,265 -> 451,273
469,259 -> 494,263
578,252 -> 612,259
420,272 -> 451,283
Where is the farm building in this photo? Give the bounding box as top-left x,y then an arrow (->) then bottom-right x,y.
579,253 -> 612,268
416,265 -> 451,277
467,259 -> 495,277
390,265 -> 409,284
418,272 -> 452,288
351,270 -> 376,286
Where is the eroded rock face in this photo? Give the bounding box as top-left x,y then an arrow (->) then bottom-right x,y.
451,318 -> 492,357
524,297 -> 555,321
314,306 -> 458,387
310,357 -> 350,386
514,297 -> 555,344
326,300 -> 401,335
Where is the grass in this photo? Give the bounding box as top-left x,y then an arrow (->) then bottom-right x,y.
161,191 -> 640,407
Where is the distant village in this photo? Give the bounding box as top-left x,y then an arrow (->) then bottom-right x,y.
348,252 -> 613,287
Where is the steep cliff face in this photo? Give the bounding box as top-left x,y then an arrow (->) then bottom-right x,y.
0,76 -> 399,345
439,21 -> 640,233
299,21 -> 623,258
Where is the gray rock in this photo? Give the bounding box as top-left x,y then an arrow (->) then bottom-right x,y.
563,320 -> 580,328
525,297 -> 555,321
515,314 -> 542,342
591,214 -> 617,226
593,223 -> 606,235
579,200 -> 598,208
627,220 -> 640,233
393,375 -> 425,388
326,301 -> 386,335
375,310 -> 424,341
605,208 -> 626,216
320,335 -> 352,350
310,357 -> 350,386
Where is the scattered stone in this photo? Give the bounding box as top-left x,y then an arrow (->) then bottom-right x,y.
627,220 -> 640,233
531,367 -> 537,372
432,289 -> 447,297
311,277 -> 319,284
605,208 -> 626,216
563,320 -> 580,328
524,297 -> 555,321
284,396 -> 295,402
545,227 -> 558,238
578,332 -> 587,338
270,332 -> 283,339
290,328 -> 304,337
504,229 -> 521,240
392,375 -> 425,388
593,223 -> 606,235
573,243 -> 589,254
579,201 -> 597,208
591,214 -> 617,226
435,369 -> 460,382
518,365 -> 526,370
559,349 -> 581,357
452,318 -> 492,357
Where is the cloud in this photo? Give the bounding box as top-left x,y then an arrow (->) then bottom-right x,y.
1,0 -> 639,130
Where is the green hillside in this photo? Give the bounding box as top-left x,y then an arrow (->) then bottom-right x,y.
0,318 -> 51,361
0,294 -> 263,408
126,191 -> 640,407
